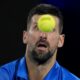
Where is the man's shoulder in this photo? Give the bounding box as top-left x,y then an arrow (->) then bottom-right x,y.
60,66 -> 80,80
0,57 -> 22,79
0,59 -> 18,70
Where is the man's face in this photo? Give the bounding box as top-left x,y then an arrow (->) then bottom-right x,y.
23,14 -> 64,64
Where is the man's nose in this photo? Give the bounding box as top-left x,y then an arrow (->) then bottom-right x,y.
40,32 -> 47,39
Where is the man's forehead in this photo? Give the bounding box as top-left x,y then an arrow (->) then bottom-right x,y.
31,15 -> 41,24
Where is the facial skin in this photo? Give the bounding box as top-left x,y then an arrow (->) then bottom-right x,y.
23,14 -> 65,64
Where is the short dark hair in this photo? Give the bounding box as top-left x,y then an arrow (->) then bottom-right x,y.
27,4 -> 63,34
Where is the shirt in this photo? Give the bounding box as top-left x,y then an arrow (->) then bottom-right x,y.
0,57 -> 80,80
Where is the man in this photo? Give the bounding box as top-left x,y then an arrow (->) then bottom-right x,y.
0,4 -> 80,80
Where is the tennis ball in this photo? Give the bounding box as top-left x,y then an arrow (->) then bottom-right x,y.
37,14 -> 56,32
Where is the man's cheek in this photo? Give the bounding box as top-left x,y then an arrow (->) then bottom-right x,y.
29,36 -> 37,44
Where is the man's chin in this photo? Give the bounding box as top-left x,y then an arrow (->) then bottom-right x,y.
31,50 -> 53,64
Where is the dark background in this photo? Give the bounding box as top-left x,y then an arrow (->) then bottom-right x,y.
0,0 -> 80,77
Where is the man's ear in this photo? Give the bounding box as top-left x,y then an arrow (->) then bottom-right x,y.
58,34 -> 65,48
23,31 -> 29,44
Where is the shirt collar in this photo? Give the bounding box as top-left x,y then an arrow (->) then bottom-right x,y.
16,57 -> 60,80
17,57 -> 29,80
44,61 -> 60,80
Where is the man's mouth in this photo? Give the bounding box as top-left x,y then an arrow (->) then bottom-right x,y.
36,41 -> 48,51
37,42 -> 47,48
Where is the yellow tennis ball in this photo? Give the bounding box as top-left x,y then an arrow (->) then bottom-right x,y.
37,14 -> 56,32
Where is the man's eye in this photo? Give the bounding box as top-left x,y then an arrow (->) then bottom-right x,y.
33,26 -> 38,30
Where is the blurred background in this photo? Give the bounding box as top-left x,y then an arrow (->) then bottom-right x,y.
0,0 -> 80,77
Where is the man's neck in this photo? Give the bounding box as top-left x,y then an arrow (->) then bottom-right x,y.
26,51 -> 57,80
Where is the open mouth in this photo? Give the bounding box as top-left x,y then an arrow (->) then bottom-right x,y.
36,39 -> 49,51
37,42 -> 47,48
36,41 -> 49,51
